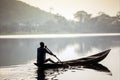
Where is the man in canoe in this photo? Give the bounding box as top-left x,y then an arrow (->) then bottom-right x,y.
37,42 -> 56,65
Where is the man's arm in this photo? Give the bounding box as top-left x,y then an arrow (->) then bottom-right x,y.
45,47 -> 56,56
46,49 -> 56,56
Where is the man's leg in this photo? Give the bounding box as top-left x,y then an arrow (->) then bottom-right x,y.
45,58 -> 56,63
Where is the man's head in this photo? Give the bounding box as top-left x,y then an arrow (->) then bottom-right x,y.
40,42 -> 45,48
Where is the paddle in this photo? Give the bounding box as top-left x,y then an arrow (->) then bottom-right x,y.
45,46 -> 62,63
45,46 -> 70,68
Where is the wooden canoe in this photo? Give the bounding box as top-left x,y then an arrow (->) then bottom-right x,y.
34,49 -> 111,68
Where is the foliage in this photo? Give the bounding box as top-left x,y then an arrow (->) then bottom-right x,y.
0,0 -> 120,34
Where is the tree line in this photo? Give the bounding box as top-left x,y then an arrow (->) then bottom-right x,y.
0,10 -> 120,34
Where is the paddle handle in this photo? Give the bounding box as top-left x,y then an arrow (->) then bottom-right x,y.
45,46 -> 62,63
45,46 -> 70,67
45,46 -> 54,55
54,56 -> 62,63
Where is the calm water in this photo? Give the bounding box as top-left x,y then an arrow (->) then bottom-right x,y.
0,35 -> 120,80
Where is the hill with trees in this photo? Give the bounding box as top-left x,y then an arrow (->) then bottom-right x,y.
0,0 -> 120,34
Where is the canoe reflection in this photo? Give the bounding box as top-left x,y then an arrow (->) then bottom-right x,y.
36,64 -> 112,80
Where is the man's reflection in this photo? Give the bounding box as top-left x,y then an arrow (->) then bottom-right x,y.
37,67 -> 45,80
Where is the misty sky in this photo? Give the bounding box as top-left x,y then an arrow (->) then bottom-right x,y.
19,0 -> 120,20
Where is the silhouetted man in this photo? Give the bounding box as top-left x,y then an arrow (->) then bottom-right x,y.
37,42 -> 56,65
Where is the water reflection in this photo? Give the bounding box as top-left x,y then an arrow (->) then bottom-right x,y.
36,64 -> 112,80
0,36 -> 120,80
0,36 -> 120,66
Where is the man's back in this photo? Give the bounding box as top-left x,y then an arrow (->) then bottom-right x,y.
37,47 -> 47,64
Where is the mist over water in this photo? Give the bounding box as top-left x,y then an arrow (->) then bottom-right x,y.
0,34 -> 120,80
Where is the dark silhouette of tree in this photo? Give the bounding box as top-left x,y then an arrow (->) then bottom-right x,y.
74,11 -> 91,23
117,11 -> 120,18
97,12 -> 110,20
112,11 -> 120,26
90,12 -> 112,29
116,11 -> 120,22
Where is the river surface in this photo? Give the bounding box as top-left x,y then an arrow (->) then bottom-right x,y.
0,34 -> 120,80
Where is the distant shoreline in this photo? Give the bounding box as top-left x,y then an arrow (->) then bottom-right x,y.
0,33 -> 120,39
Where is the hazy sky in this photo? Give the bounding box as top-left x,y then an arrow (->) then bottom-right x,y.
19,0 -> 120,20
